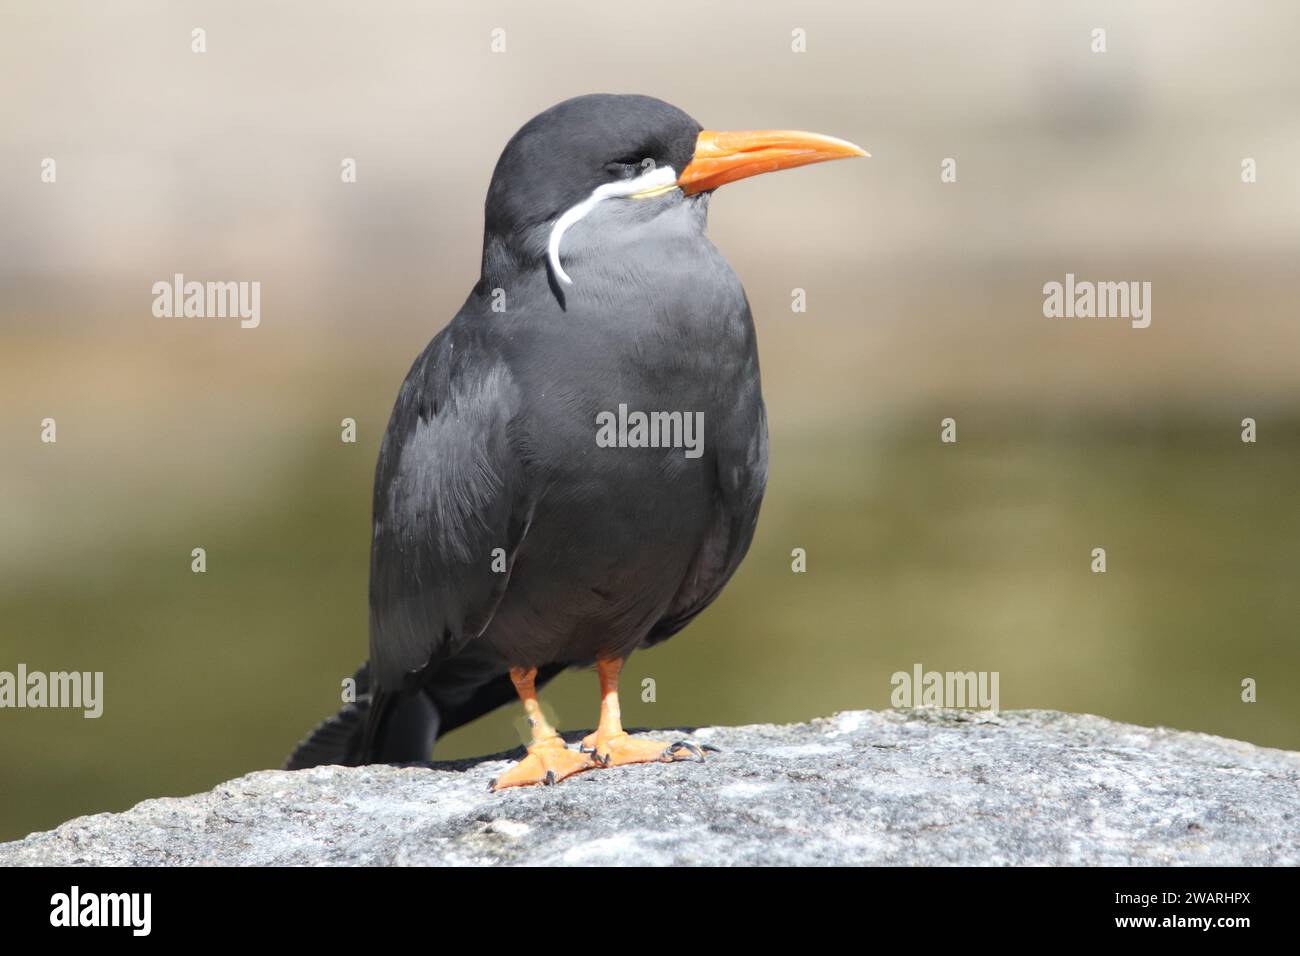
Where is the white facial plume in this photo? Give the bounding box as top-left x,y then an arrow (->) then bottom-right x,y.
547,164 -> 678,285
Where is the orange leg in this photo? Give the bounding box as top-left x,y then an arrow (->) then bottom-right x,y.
580,657 -> 708,768
489,667 -> 595,791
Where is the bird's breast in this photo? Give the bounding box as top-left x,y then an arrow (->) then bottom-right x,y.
478,251 -> 762,663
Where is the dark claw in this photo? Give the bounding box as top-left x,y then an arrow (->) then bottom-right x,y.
488,778 -> 498,791
700,744 -> 721,753
544,770 -> 556,786
667,740 -> 705,762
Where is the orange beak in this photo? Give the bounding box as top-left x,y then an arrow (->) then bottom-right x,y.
676,129 -> 869,194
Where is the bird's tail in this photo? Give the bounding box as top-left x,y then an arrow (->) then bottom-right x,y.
284,661 -> 439,770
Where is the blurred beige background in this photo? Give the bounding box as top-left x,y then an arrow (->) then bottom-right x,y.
2,0 -> 1299,842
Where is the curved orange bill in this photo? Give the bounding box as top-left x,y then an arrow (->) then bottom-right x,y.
677,129 -> 869,194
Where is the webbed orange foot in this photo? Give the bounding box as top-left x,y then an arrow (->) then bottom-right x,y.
580,730 -> 707,768
489,735 -> 595,791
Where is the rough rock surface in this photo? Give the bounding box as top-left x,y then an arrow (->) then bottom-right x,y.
3,709 -> 1297,866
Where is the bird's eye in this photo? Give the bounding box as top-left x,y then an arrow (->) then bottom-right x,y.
606,156 -> 656,179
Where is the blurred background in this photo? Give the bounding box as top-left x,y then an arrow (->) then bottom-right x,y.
3,0 -> 1299,842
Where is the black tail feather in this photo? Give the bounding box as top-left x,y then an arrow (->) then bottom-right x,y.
285,662 -> 439,769
284,660 -> 570,770
284,663 -> 373,769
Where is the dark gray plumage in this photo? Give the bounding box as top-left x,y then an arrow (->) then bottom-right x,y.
287,94 -> 865,778
288,94 -> 766,770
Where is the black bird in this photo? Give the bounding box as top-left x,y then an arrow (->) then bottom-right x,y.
287,94 -> 866,788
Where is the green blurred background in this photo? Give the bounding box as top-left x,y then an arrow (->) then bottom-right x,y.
3,1 -> 1299,842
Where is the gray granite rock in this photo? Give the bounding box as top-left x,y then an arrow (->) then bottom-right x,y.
3,709 -> 1297,865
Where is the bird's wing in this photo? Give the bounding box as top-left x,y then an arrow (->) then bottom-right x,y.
368,316 -> 532,691
643,399 -> 769,648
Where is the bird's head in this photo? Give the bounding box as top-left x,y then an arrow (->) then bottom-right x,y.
481,94 -> 867,288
